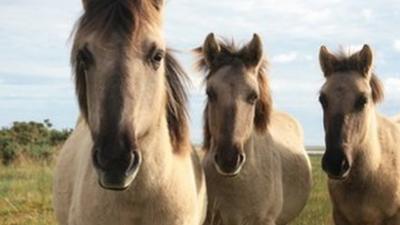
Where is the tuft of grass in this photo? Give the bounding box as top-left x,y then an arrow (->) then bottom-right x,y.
0,156 -> 331,225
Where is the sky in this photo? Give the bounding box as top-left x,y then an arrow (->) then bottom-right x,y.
0,0 -> 399,145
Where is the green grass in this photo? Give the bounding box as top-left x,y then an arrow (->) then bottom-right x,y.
0,157 -> 331,225
0,162 -> 56,225
291,156 -> 332,225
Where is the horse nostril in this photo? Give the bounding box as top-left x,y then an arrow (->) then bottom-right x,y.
126,151 -> 140,176
214,154 -> 219,164
237,153 -> 245,166
93,148 -> 105,169
341,158 -> 350,173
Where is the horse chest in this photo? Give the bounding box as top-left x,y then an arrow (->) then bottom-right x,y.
206,175 -> 280,224
69,180 -> 200,225
330,181 -> 399,224
203,146 -> 283,224
71,197 -> 198,225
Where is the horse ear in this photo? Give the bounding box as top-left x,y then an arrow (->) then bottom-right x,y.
357,44 -> 374,77
241,33 -> 263,67
203,33 -> 221,67
319,45 -> 338,77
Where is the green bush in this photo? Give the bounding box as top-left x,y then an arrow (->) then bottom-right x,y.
0,120 -> 73,165
0,141 -> 19,165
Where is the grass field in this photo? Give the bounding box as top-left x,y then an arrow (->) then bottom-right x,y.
0,156 -> 332,225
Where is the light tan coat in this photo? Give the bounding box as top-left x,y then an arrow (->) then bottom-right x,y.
329,114 -> 400,225
318,45 -> 400,225
53,118 -> 207,225
198,33 -> 312,225
203,111 -> 312,225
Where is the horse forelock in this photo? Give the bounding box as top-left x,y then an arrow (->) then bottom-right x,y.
325,49 -> 384,104
75,0 -> 161,43
195,39 -> 261,79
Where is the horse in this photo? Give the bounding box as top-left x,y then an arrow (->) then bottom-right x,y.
319,45 -> 400,224
53,1 -> 207,224
195,33 -> 312,225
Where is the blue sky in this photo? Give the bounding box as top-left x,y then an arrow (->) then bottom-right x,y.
0,0 -> 399,145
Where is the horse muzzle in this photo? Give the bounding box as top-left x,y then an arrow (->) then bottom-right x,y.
213,148 -> 246,177
322,149 -> 351,180
93,150 -> 142,191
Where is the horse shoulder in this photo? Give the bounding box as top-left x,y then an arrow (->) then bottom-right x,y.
377,115 -> 400,150
391,114 -> 400,124
53,122 -> 93,224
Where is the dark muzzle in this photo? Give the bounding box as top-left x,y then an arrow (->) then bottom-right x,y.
213,145 -> 246,177
92,136 -> 142,191
322,149 -> 351,180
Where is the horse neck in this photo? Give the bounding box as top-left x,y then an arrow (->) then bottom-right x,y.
144,107 -> 176,155
134,107 -> 178,183
352,109 -> 383,177
243,129 -> 274,165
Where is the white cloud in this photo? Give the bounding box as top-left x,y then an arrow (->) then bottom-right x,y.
361,9 -> 373,20
0,62 -> 70,78
0,83 -> 73,100
271,52 -> 299,64
384,77 -> 400,97
271,78 -> 322,93
394,40 -> 400,52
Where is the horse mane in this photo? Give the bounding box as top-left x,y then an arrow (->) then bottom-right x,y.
370,73 -> 384,103
202,104 -> 211,150
165,51 -> 191,154
195,39 -> 272,150
330,49 -> 384,104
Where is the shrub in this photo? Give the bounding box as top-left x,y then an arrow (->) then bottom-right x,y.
0,120 -> 73,165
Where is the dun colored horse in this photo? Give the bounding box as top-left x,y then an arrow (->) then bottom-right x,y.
53,1 -> 206,224
196,33 -> 312,225
319,45 -> 400,224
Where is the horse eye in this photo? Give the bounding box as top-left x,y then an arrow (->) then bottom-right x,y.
354,95 -> 368,111
77,46 -> 94,70
150,49 -> 165,70
247,92 -> 258,105
319,94 -> 328,109
206,89 -> 217,102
